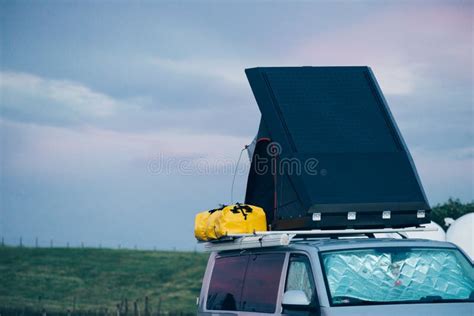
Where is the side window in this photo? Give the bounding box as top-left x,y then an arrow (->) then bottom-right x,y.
241,253 -> 286,313
285,254 -> 316,302
207,255 -> 248,310
206,253 -> 285,313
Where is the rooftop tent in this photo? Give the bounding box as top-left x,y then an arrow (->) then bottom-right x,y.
244,67 -> 430,230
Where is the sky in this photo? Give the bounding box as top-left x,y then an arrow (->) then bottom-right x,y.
0,0 -> 473,250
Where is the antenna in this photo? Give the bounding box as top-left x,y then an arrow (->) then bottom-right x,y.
230,145 -> 249,204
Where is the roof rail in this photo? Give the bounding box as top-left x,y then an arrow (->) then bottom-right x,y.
203,226 -> 436,252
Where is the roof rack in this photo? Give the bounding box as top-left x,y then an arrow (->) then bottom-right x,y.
203,226 -> 436,252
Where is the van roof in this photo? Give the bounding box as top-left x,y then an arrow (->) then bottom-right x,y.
213,238 -> 458,256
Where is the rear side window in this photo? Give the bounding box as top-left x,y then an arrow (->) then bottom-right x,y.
241,253 -> 286,312
207,253 -> 285,313
206,255 -> 247,310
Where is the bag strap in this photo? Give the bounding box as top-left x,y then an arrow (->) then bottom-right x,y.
235,203 -> 253,212
209,204 -> 226,214
230,203 -> 253,220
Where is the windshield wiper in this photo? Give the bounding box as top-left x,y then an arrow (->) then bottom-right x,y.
420,296 -> 443,302
332,296 -> 384,306
419,296 -> 474,303
333,295 -> 474,306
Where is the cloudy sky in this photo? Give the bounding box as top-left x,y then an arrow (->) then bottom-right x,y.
1,0 -> 472,250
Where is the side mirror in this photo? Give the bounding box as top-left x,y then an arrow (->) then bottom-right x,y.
282,290 -> 310,310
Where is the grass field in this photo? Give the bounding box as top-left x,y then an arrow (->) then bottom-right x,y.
0,246 -> 209,314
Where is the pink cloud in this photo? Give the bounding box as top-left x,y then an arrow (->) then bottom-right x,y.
291,3 -> 472,94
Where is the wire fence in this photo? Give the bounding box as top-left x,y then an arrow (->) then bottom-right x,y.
0,236 -> 199,253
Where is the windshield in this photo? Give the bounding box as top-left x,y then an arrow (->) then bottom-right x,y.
320,247 -> 474,306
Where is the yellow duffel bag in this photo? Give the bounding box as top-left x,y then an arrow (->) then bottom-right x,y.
194,204 -> 267,241
205,208 -> 223,240
194,206 -> 224,241
214,204 -> 267,239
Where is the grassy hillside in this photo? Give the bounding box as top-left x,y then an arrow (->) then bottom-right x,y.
0,246 -> 209,314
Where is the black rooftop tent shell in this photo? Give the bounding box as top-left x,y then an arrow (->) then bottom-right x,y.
244,66 -> 430,230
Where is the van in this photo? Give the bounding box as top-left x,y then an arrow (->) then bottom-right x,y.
197,232 -> 474,315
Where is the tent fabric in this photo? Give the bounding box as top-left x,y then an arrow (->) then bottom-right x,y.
244,67 -> 430,230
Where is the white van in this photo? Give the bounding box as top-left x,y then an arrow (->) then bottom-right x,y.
197,231 -> 474,315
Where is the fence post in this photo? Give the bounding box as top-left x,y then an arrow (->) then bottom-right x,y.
38,295 -> 43,315
133,300 -> 138,316
144,297 -> 149,316
116,304 -> 120,316
157,298 -> 161,316
124,298 -> 128,316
